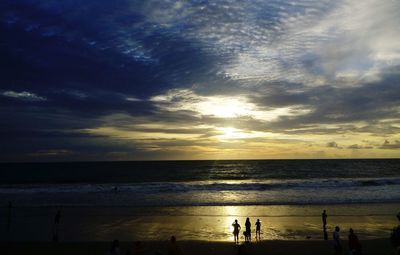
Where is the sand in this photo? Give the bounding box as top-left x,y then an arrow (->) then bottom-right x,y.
1,204 -> 399,241
1,239 -> 397,255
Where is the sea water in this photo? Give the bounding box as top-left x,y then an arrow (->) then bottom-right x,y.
1,159 -> 399,241
1,159 -> 399,207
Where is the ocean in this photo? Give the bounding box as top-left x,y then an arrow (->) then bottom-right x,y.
1,159 -> 399,241
1,159 -> 399,207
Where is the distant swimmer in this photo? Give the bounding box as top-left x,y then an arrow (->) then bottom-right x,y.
255,219 -> 261,241
113,186 -> 118,192
232,219 -> 241,244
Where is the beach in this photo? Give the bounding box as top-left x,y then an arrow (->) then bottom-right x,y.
1,239 -> 396,255
1,160 -> 399,253
1,204 -> 398,242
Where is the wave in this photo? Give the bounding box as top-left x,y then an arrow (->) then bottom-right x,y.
1,177 -> 400,194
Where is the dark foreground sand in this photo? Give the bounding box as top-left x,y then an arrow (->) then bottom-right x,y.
1,239 -> 397,255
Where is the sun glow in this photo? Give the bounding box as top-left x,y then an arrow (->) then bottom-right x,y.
151,89 -> 311,122
216,127 -> 265,140
197,97 -> 254,118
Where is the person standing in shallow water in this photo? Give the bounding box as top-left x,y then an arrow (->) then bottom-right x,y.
245,218 -> 251,242
322,210 -> 328,240
232,219 -> 241,244
255,219 -> 261,241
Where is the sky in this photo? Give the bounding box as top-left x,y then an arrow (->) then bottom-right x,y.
1,0 -> 400,161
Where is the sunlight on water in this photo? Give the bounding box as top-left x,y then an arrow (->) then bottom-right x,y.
224,206 -> 240,242
0,204 -> 398,241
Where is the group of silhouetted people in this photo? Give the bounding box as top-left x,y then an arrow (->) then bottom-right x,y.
232,218 -> 262,244
322,210 -> 363,255
331,225 -> 362,255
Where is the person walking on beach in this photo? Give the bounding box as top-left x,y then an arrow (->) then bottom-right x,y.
6,201 -> 12,235
232,219 -> 241,244
333,226 -> 342,255
391,213 -> 400,255
245,218 -> 251,242
255,219 -> 261,241
52,209 -> 61,242
168,236 -> 183,255
109,240 -> 121,255
348,228 -> 362,255
322,210 -> 328,240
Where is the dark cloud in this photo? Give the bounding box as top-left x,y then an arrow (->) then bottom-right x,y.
1,0 -> 400,161
327,141 -> 341,149
380,140 -> 400,150
251,70 -> 400,134
347,144 -> 373,150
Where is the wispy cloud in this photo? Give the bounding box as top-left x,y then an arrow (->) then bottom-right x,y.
1,91 -> 46,101
1,0 -> 400,160
150,88 -> 311,121
380,140 -> 400,150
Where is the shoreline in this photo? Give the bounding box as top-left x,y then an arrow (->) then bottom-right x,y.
1,203 -> 398,242
1,239 -> 397,255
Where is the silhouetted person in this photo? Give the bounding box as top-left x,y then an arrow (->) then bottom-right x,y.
322,210 -> 328,240
255,219 -> 261,241
333,226 -> 342,255
232,219 -> 241,244
322,210 -> 327,227
168,236 -> 182,255
52,209 -> 61,242
244,218 -> 251,242
109,240 -> 121,255
6,201 -> 12,235
348,228 -> 362,255
391,213 -> 400,255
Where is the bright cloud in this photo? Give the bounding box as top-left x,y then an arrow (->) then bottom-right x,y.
1,0 -> 400,160
151,89 -> 311,121
1,91 -> 46,101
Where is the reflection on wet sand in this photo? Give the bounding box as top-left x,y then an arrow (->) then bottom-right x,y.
0,204 -> 398,242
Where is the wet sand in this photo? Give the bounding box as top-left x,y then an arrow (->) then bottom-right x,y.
1,239 -> 397,255
1,204 -> 398,242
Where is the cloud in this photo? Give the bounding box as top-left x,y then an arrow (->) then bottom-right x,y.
150,88 -> 311,121
380,140 -> 400,150
1,0 -> 400,160
1,91 -> 46,101
125,97 -> 142,102
347,144 -> 373,150
327,141 -> 341,149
